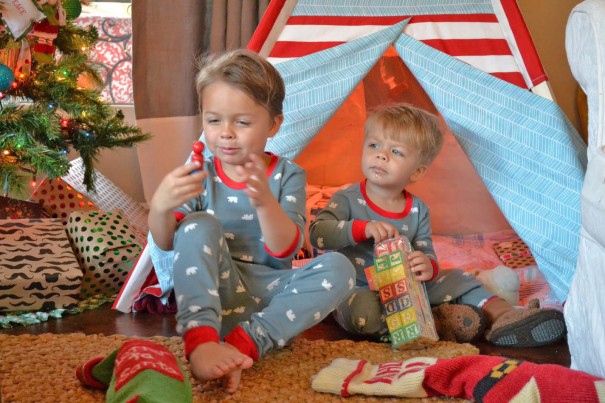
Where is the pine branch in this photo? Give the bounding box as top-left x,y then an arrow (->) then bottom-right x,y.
0,163 -> 27,197
54,21 -> 99,55
0,103 -> 71,179
0,10 -> 151,194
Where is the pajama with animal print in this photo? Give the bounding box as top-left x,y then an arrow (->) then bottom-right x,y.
147,154 -> 355,359
172,211 -> 355,358
309,181 -> 493,337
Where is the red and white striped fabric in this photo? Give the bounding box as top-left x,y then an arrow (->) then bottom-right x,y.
248,0 -> 548,91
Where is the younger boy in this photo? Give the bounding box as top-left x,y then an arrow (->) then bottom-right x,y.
309,103 -> 566,347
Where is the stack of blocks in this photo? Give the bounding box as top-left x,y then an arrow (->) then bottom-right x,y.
366,236 -> 438,347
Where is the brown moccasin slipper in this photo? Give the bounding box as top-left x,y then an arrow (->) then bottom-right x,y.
432,304 -> 486,343
485,307 -> 566,348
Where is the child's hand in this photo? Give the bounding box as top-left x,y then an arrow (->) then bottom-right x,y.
150,162 -> 207,213
408,250 -> 433,282
236,153 -> 273,208
365,221 -> 399,243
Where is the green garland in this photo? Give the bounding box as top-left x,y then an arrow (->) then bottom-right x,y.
0,293 -> 115,328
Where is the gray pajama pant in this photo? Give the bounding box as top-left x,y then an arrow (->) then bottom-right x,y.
173,212 -> 355,358
334,268 -> 494,339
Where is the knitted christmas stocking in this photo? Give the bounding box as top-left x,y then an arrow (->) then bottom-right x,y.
312,355 -> 605,402
77,339 -> 192,403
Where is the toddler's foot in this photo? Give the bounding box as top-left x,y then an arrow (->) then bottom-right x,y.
485,304 -> 566,348
432,304 -> 486,343
188,341 -> 254,393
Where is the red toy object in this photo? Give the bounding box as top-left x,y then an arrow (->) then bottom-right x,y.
191,141 -> 204,168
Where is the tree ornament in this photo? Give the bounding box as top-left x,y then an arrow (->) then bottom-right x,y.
0,0 -> 45,40
31,19 -> 60,64
0,63 -> 15,92
63,0 -> 83,20
0,6 -> 150,194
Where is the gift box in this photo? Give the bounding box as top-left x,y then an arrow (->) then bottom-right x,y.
62,158 -> 149,244
0,218 -> 82,312
30,177 -> 98,225
492,238 -> 537,269
365,236 -> 438,348
66,210 -> 142,298
0,196 -> 49,219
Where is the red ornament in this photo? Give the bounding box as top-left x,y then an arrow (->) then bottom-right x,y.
192,141 -> 205,154
32,19 -> 59,64
191,141 -> 204,172
191,141 -> 204,168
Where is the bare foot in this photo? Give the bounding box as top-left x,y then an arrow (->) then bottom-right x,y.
188,342 -> 254,393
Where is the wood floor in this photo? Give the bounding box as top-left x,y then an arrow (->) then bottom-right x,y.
1,302 -> 571,367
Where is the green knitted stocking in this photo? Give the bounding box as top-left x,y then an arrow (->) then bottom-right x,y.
77,339 -> 192,403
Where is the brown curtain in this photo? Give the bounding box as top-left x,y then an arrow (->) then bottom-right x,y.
209,0 -> 270,52
132,1 -> 209,120
131,0 -> 267,203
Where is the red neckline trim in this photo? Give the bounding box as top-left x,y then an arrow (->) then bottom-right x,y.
215,154 -> 278,190
360,180 -> 412,219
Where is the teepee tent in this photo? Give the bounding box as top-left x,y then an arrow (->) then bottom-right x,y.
249,0 -> 586,303
114,0 -> 586,312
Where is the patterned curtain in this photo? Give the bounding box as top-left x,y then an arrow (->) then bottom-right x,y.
131,0 -> 268,203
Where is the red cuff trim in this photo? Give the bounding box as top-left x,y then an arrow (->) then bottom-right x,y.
174,211 -> 186,222
76,356 -> 108,390
481,296 -> 499,310
352,220 -> 368,243
429,259 -> 439,281
183,326 -> 220,358
224,326 -> 259,361
265,226 -> 301,258
341,359 -> 367,397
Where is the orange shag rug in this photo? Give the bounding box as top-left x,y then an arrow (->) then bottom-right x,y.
0,333 -> 478,402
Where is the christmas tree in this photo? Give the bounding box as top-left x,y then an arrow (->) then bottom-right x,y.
0,0 -> 149,196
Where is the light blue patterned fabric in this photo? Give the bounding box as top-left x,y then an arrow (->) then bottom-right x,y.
291,0 -> 493,16
147,232 -> 175,298
266,20 -> 408,159
393,34 -> 587,301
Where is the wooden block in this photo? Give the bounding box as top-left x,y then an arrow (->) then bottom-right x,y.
367,236 -> 438,348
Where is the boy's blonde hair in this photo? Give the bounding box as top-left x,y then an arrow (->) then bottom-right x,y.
195,49 -> 285,118
365,103 -> 444,166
